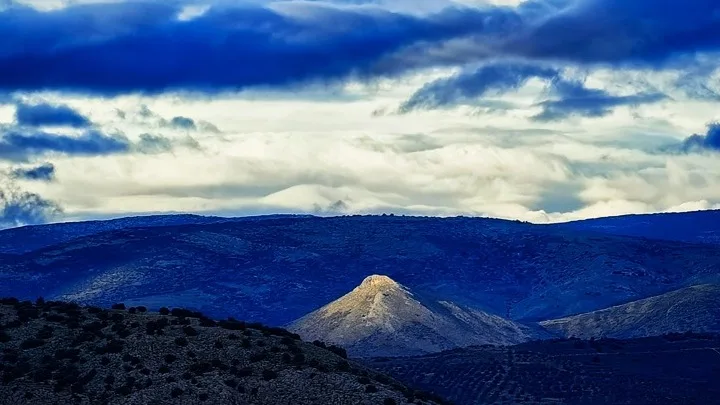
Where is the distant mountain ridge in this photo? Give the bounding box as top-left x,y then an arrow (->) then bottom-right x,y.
289,275 -> 542,357
553,209 -> 720,244
540,284 -> 720,339
0,214 -> 314,255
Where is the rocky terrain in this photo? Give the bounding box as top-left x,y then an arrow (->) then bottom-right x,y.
540,284 -> 720,339
2,215 -> 720,327
290,275 -> 542,357
366,333 -> 720,405
0,298 -> 446,405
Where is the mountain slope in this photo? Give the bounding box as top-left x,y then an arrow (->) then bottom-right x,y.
539,284 -> 720,339
552,209 -> 720,244
0,298 -> 446,405
1,215 -> 719,326
366,334 -> 720,405
289,275 -> 541,357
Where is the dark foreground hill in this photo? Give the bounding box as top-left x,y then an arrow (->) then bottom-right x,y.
2,215 -> 720,326
0,299 -> 446,405
366,334 -> 720,405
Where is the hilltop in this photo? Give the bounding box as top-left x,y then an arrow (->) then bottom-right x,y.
0,298 -> 446,405
290,275 -> 541,357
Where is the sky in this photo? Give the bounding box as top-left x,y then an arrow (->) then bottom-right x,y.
1,0 -> 720,228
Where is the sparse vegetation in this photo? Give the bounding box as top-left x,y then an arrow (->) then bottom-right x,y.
0,298 -> 441,405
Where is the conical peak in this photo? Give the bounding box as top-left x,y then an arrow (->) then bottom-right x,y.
359,275 -> 399,289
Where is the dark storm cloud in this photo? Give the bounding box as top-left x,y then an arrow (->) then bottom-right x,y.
502,0 -> 720,67
532,79 -> 667,121
15,102 -> 91,128
10,163 -> 56,181
0,2 -> 519,95
0,127 -> 188,162
0,182 -> 62,229
399,63 -> 560,112
0,0 -> 717,95
682,123 -> 720,152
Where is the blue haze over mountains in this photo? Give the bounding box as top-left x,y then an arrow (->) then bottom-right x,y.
0,211 -> 719,330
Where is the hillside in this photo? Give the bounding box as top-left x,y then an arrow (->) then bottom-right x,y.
366,334 -> 720,405
0,214 -> 315,255
289,275 -> 541,357
1,216 -> 719,326
540,284 -> 720,339
0,298 -> 446,405
553,209 -> 720,244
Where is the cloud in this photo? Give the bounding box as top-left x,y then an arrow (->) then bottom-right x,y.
0,128 -> 129,162
502,0 -> 720,67
0,178 -> 62,229
532,79 -> 667,121
0,126 -> 190,162
681,123 -> 720,152
0,1 -> 516,95
10,162 -> 55,181
168,116 -> 196,130
398,63 -> 559,112
397,63 -> 666,118
15,101 -> 91,127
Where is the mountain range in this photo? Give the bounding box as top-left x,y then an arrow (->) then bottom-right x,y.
1,210 -> 719,358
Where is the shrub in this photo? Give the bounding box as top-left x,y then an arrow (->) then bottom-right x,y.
174,337 -> 189,347
111,303 -> 126,310
164,354 -> 177,363
159,307 -> 170,315
136,306 -> 147,313
262,369 -> 278,381
182,326 -> 198,336
383,399 -> 397,405
219,320 -> 246,331
0,331 -> 10,343
214,339 -> 223,349
241,338 -> 252,348
189,362 -> 213,375
20,338 -> 46,350
199,393 -> 209,401
236,367 -> 253,377
358,376 -> 371,384
158,365 -> 170,374
365,385 -> 378,393
87,306 -> 102,314
328,345 -> 348,359
127,307 -> 137,314
250,352 -> 267,363
171,308 -> 203,318
336,360 -> 350,372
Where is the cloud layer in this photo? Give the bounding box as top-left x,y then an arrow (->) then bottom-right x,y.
1,0 -> 718,95
0,0 -> 719,227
